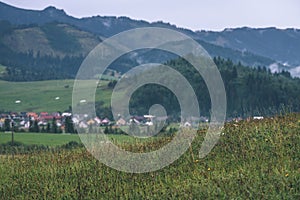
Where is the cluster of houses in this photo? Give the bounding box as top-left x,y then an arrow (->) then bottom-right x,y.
1,110 -> 265,130
74,114 -> 165,129
0,111 -> 168,132
0,111 -> 122,132
73,114 -> 111,129
0,110 -> 218,133
0,111 -> 72,131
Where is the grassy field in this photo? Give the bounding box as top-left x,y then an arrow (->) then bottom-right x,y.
0,132 -> 81,146
0,79 -> 112,113
0,113 -> 299,199
0,132 -> 163,146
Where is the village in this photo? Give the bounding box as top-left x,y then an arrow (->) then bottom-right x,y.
0,110 -> 213,134
0,111 -> 74,133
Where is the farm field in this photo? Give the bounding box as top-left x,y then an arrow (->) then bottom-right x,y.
0,113 -> 299,199
0,79 -> 112,113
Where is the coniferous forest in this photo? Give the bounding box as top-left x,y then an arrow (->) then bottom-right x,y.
129,57 -> 300,118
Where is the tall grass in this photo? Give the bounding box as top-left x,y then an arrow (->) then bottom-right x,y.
0,113 -> 299,199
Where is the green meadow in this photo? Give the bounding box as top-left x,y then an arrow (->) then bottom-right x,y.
0,132 -> 163,146
0,79 -> 112,113
0,132 -> 81,146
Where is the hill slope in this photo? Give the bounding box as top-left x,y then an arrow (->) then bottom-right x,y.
1,22 -> 101,57
0,21 -> 103,81
0,79 -> 111,113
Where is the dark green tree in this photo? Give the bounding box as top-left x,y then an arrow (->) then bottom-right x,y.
41,125 -> 46,133
104,126 -> 109,134
109,124 -> 113,134
46,122 -> 51,133
51,117 -> 58,133
64,116 -> 75,133
4,118 -> 11,131
32,120 -> 40,133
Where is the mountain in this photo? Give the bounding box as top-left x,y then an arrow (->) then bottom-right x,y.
0,2 -> 299,78
0,2 -> 73,26
0,22 -> 101,57
0,1 -> 188,37
0,20 -> 280,81
0,21 -> 102,81
196,27 -> 300,67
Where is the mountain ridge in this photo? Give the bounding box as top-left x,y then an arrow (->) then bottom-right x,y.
0,21 -> 282,80
0,1 -> 299,77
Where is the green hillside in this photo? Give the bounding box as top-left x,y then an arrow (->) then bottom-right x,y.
0,57 -> 299,117
0,21 -> 102,81
0,79 -> 111,113
1,22 -> 101,58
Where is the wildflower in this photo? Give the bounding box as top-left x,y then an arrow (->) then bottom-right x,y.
194,160 -> 200,163
285,173 -> 289,177
207,167 -> 211,171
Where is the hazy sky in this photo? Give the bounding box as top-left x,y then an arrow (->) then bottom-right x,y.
2,0 -> 300,31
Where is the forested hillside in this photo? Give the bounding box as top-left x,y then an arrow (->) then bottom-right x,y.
129,57 -> 300,118
0,21 -> 100,81
0,20 -> 279,81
